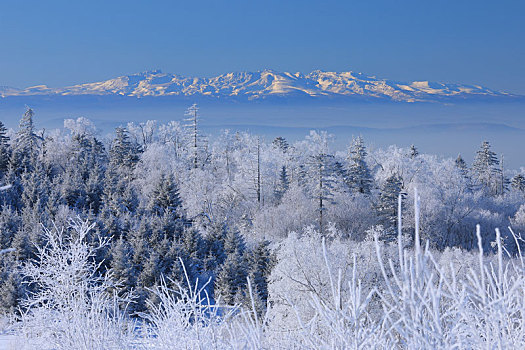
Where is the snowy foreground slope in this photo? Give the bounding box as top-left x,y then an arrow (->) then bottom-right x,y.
0,69 -> 518,102
2,214 -> 525,349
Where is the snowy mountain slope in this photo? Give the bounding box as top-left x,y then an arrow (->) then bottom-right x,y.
0,69 -> 518,102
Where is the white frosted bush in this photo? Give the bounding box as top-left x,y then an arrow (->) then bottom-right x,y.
18,219 -> 134,350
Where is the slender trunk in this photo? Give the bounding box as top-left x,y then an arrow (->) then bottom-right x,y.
193,111 -> 198,169
319,161 -> 323,235
257,138 -> 261,203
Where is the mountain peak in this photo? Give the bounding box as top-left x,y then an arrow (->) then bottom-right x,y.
139,69 -> 163,76
0,69 -> 518,102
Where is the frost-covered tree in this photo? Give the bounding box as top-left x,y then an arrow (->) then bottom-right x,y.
274,165 -> 290,202
305,153 -> 336,234
0,252 -> 23,315
214,227 -> 247,304
296,131 -> 338,234
346,136 -> 372,194
109,236 -> 135,295
149,173 -> 183,217
455,153 -> 468,175
409,144 -> 419,159
10,107 -> 40,173
511,174 -> 525,193
272,136 -> 289,153
184,104 -> 208,169
0,114 -> 524,348
202,223 -> 227,272
109,127 -> 141,173
243,240 -> 273,313
472,141 -> 503,195
0,121 -> 9,146
0,121 -> 10,175
19,219 -> 131,349
376,173 -> 403,239
103,127 -> 140,219
215,248 -> 244,305
59,133 -> 106,213
20,158 -> 51,212
127,120 -> 157,150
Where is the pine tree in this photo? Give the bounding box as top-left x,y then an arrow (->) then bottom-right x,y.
110,236 -> 135,294
136,249 -> 161,310
213,227 -> 247,304
129,218 -> 151,268
71,134 -> 107,178
102,174 -> 138,218
103,129 -> 140,218
138,250 -> 162,288
274,165 -> 290,202
223,226 -> 246,257
16,107 -> 37,152
454,153 -> 474,191
10,227 -> 32,262
346,136 -> 372,194
511,174 -> 525,192
0,121 -> 10,175
203,223 -> 228,272
0,121 -> 9,146
10,107 -> 40,173
59,167 -> 85,208
272,136 -> 289,153
455,154 -> 468,175
150,173 -> 183,217
20,158 -> 51,212
63,134 -> 107,213
109,127 -> 140,174
472,141 -> 502,195
0,256 -> 24,314
215,248 -> 245,305
376,174 -> 404,240
179,227 -> 204,281
84,165 -> 105,214
409,144 -> 419,159
244,240 -> 274,313
0,206 -> 21,249
498,156 -> 510,195
306,153 -> 336,234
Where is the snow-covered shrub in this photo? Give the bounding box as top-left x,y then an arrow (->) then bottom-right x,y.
18,219 -> 134,350
265,192 -> 525,349
266,225 -> 396,341
139,262 -> 268,349
511,204 -> 525,233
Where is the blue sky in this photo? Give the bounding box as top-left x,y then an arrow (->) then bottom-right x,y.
0,0 -> 523,94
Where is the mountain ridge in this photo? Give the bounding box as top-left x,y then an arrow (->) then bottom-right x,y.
0,69 -> 520,103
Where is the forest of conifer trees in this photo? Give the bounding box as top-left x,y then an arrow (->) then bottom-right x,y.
0,105 -> 524,348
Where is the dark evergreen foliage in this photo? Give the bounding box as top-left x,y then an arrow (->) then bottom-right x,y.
272,136 -> 289,153
376,173 -> 404,240
346,136 -> 372,194
409,144 -> 419,159
511,174 -> 525,192
274,165 -> 290,202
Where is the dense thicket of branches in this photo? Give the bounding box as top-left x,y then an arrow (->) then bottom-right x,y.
0,106 -> 524,320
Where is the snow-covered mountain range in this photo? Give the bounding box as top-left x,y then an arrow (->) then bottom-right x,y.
0,69 -> 519,102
